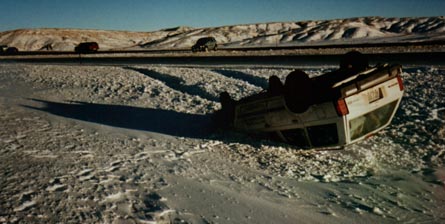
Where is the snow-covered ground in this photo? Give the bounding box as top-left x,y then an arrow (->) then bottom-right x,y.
0,62 -> 444,223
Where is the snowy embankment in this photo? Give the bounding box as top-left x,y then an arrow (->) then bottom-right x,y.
0,63 -> 444,223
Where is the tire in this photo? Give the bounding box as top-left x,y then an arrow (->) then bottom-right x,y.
284,70 -> 313,113
218,92 -> 235,128
340,50 -> 368,71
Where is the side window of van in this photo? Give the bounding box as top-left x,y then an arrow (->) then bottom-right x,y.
281,128 -> 310,148
307,124 -> 339,147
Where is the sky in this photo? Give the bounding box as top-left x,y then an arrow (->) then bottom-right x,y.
0,0 -> 444,32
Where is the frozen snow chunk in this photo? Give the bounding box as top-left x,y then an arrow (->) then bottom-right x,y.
13,200 -> 36,212
103,192 -> 126,203
77,168 -> 93,176
46,184 -> 67,192
372,207 -> 384,216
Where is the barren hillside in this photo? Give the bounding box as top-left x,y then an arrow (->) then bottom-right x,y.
0,16 -> 444,51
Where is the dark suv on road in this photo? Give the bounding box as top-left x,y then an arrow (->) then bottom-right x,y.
192,37 -> 217,52
74,42 -> 99,53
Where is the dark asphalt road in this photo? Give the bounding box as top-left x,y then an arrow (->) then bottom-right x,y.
2,52 -> 445,67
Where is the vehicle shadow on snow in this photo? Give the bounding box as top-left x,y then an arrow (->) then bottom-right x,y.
125,67 -> 219,102
24,99 -> 216,138
23,99 -> 283,147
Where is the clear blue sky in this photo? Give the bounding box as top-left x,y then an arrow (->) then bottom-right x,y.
1,0 -> 444,32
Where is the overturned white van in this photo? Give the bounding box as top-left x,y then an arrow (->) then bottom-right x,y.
219,53 -> 404,149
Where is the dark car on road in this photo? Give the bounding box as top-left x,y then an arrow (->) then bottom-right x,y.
192,37 -> 217,52
75,42 -> 99,53
0,45 -> 19,54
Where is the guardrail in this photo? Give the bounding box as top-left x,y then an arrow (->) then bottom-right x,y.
3,52 -> 445,67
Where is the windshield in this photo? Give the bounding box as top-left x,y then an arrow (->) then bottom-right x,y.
280,123 -> 339,148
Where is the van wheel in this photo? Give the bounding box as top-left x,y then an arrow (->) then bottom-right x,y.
218,92 -> 235,127
284,70 -> 313,113
340,50 -> 368,70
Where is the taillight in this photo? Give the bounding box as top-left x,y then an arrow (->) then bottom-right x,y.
335,98 -> 349,116
396,75 -> 404,91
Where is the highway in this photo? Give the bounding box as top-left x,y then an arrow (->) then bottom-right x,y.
1,41 -> 444,67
